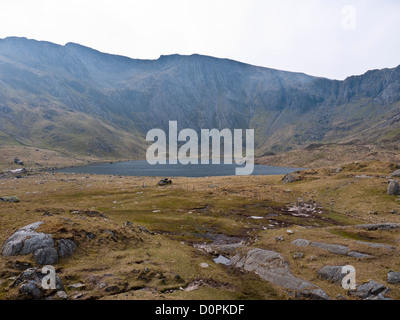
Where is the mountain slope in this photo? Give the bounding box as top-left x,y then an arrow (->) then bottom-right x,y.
0,37 -> 399,160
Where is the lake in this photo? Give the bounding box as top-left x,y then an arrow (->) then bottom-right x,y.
56,160 -> 303,177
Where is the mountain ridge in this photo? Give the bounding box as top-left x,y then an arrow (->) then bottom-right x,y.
0,37 -> 399,162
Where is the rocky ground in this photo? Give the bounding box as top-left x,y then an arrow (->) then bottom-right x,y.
0,160 -> 400,300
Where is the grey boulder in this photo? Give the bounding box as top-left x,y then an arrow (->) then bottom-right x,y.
387,180 -> 400,195
317,266 -> 346,284
2,222 -> 53,257
11,267 -> 64,300
391,169 -> 400,177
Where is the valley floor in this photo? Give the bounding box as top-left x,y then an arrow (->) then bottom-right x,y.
0,160 -> 400,300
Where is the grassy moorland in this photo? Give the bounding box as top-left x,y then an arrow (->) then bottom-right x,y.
0,158 -> 400,300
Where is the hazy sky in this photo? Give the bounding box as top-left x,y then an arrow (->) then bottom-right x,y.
0,0 -> 399,80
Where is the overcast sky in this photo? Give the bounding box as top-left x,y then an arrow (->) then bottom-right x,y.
0,0 -> 399,80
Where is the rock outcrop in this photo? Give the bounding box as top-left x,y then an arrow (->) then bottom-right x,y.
349,280 -> 391,300
10,267 -> 65,300
231,248 -> 329,300
2,221 -> 76,265
387,271 -> 400,284
292,239 -> 371,258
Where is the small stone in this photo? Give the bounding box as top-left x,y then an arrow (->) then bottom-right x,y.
56,291 -> 68,299
200,263 -> 209,268
293,252 -> 304,260
86,232 -> 95,240
68,283 -> 85,289
19,280 -> 42,299
350,280 -> 389,299
311,242 -> 349,255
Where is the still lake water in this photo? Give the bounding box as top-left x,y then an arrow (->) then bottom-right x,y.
56,160 -> 303,177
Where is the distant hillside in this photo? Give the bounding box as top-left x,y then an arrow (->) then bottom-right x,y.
0,37 -> 399,160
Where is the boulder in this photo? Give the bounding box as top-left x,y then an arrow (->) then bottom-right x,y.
157,178 -> 172,186
14,158 -> 24,166
391,169 -> 400,177
11,267 -> 64,300
387,271 -> 400,284
387,180 -> 400,195
317,266 -> 346,284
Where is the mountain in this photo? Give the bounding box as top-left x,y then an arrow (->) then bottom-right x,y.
0,36 -> 399,161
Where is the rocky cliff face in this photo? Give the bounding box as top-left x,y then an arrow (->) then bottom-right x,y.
0,37 -> 398,158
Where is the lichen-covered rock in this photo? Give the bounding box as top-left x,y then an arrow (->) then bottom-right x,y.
350,280 -> 390,299
318,266 -> 346,284
2,222 -> 53,257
